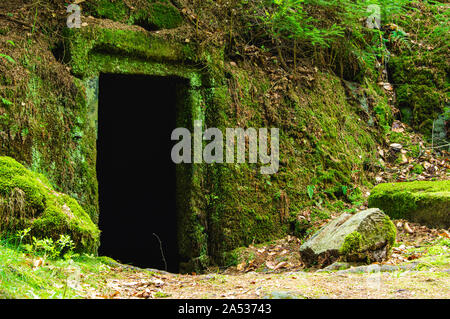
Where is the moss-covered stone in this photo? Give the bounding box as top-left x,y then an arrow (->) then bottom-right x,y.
84,0 -> 183,30
368,181 -> 450,228
395,84 -> 442,135
300,209 -> 396,267
84,0 -> 129,22
340,231 -> 363,255
130,2 -> 183,30
387,1 -> 448,137
63,26 -> 196,78
0,156 -> 99,253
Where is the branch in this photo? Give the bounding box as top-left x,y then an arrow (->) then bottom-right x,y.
153,233 -> 168,271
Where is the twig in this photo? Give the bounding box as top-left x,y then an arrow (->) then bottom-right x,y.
429,143 -> 450,150
153,233 -> 168,272
0,13 -> 32,29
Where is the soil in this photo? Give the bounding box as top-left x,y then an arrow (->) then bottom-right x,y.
84,220 -> 449,299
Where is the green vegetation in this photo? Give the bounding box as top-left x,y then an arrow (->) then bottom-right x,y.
386,1 -> 448,136
0,238 -> 122,299
64,26 -> 196,78
340,231 -> 363,255
85,0 -> 129,22
0,53 -> 15,64
401,238 -> 450,270
0,0 -> 447,272
84,0 -> 183,30
369,181 -> 450,228
339,215 -> 396,262
0,156 -> 99,253
130,2 -> 183,30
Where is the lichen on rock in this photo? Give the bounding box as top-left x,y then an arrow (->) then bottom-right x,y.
0,156 -> 100,253
300,208 -> 396,267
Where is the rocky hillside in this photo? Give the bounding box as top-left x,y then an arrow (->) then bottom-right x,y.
0,0 -> 448,273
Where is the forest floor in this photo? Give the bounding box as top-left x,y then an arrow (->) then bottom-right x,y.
86,219 -> 450,300
1,218 -> 449,299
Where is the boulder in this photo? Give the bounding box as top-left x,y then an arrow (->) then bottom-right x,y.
368,181 -> 450,228
300,208 -> 396,267
0,156 -> 100,253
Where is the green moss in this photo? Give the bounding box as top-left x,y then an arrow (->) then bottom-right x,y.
387,1 -> 448,137
340,231 -> 363,255
84,0 -> 129,22
369,181 -> 450,228
339,216 -> 396,261
373,100 -> 393,132
395,85 -> 442,135
0,156 -> 99,253
130,2 -> 183,30
84,0 -> 183,29
389,131 -> 411,145
64,26 -> 195,78
412,164 -> 424,175
382,215 -> 397,253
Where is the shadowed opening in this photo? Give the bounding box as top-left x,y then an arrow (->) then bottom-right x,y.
97,73 -> 187,273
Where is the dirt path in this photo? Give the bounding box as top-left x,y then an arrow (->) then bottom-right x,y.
87,221 -> 449,300
94,265 -> 449,299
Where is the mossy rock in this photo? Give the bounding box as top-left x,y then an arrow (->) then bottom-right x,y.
131,2 -> 183,30
0,156 -> 100,253
368,181 -> 450,229
63,26 -> 194,77
149,2 -> 183,29
299,209 -> 396,267
84,0 -> 183,29
395,84 -> 442,134
84,0 -> 129,22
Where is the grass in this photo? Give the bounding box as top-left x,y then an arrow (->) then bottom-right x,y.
402,238 -> 450,270
0,235 -> 448,299
0,238 -> 119,299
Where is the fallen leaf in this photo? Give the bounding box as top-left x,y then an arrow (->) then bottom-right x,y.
32,258 -> 44,269
274,262 -> 288,270
237,262 -> 246,271
265,261 -> 276,270
404,222 -> 414,234
439,230 -> 450,239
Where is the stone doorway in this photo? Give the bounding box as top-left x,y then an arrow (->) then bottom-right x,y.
97,73 -> 189,272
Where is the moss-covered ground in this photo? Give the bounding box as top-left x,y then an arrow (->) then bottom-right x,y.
0,239 -> 133,299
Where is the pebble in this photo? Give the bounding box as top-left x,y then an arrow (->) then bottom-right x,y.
263,291 -> 305,299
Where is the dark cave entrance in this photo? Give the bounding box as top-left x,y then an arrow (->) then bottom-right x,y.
97,73 -> 188,273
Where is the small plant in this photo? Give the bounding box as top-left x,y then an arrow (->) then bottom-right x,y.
56,234 -> 76,259
15,228 -> 31,248
32,237 -> 58,259
154,291 -> 171,298
14,228 -> 76,260
412,164 -> 424,175
306,185 -> 315,200
1,97 -> 13,107
0,53 -> 15,64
